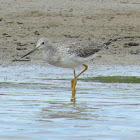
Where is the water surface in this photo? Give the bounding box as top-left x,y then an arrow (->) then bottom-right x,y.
0,64 -> 140,140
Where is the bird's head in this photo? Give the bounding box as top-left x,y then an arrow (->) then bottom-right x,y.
21,38 -> 52,58
36,38 -> 52,50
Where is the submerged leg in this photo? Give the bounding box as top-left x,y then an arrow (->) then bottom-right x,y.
70,64 -> 88,102
71,70 -> 77,102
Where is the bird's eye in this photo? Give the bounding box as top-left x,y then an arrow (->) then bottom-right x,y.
42,42 -> 45,45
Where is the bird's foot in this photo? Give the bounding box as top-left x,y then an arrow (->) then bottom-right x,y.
71,90 -> 76,102
70,97 -> 76,103
71,90 -> 76,103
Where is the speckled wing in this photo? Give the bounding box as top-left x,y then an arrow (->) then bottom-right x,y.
67,42 -> 110,58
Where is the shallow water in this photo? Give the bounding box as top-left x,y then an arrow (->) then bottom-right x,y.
0,64 -> 140,140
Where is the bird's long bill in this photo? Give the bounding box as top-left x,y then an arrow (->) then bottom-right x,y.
21,47 -> 38,58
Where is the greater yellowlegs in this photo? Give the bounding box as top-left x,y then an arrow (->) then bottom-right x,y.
22,38 -> 111,102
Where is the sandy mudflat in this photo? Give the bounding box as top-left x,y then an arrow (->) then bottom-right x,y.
0,0 -> 140,66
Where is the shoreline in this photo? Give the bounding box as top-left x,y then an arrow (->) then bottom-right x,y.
0,0 -> 139,66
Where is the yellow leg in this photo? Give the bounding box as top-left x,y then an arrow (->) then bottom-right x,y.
71,78 -> 77,93
70,64 -> 88,102
71,70 -> 77,93
76,64 -> 88,78
71,70 -> 77,102
71,79 -> 77,102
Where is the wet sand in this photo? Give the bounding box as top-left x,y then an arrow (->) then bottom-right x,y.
0,0 -> 140,66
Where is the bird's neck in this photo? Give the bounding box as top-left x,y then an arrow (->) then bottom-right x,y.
43,43 -> 56,57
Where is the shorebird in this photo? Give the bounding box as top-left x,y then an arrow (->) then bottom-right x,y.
22,38 -> 111,102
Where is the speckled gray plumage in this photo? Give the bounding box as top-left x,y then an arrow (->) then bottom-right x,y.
22,38 -> 111,69
67,42 -> 106,58
40,39 -> 111,68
